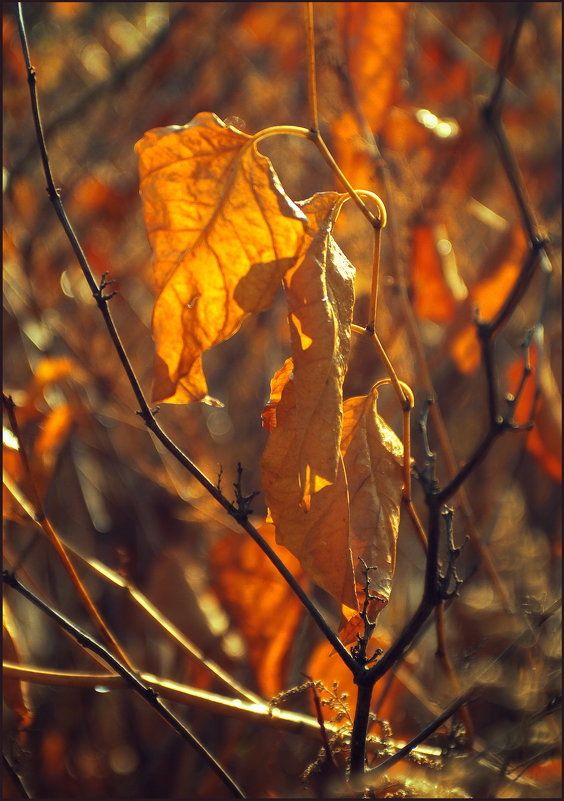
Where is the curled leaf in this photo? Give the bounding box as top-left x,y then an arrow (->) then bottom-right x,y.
136,111 -> 307,403
262,194 -> 357,612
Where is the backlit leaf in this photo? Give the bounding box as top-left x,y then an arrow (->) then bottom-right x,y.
136,111 -> 307,404
450,228 -> 526,373
261,193 -> 358,612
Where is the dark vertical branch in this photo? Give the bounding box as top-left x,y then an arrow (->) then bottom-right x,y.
349,680 -> 374,776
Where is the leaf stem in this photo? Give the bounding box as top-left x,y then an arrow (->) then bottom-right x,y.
305,2 -> 319,133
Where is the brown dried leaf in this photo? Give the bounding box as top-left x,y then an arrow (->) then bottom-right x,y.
287,193 -> 356,507
261,193 -> 358,612
136,111 -> 307,404
341,391 -> 404,618
262,360 -> 356,612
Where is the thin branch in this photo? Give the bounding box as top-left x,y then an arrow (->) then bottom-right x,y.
15,2 -> 355,674
370,687 -> 478,775
3,570 -> 246,799
436,423 -> 504,504
305,2 -> 319,133
482,4 -> 538,243
1,662 -> 330,740
7,5 -> 194,189
2,393 -> 133,670
434,603 -> 474,745
371,594 -> 562,775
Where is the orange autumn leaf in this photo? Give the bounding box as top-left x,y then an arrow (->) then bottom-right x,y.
136,111 -> 307,404
411,225 -> 457,324
330,111 -> 377,194
35,404 -> 75,474
339,391 -> 404,637
261,193 -> 358,613
209,522 -> 305,699
451,228 -> 526,373
338,2 -> 410,134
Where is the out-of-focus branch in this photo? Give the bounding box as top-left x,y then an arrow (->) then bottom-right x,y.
3,570 -> 246,799
2,393 -> 133,670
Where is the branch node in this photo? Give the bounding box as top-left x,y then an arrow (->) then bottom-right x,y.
232,462 -> 260,522
437,508 -> 467,601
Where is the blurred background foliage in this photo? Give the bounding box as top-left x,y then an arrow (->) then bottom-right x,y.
3,2 -> 561,798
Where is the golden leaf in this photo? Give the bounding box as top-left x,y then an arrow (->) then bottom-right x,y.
261,193 -> 357,612
136,111 -> 307,404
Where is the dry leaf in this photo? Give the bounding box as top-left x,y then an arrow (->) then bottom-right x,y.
287,193 -> 356,507
262,361 -> 356,613
136,111 -> 307,404
261,193 -> 358,612
340,391 -> 404,630
450,228 -> 526,373
209,522 -> 305,698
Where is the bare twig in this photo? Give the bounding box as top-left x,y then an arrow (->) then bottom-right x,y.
3,570 -> 246,799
